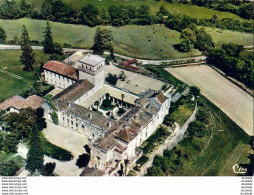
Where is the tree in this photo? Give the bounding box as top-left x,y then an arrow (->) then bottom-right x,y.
0,132 -> 4,151
3,133 -> 19,153
238,3 -> 254,19
20,0 -> 32,17
178,39 -> 194,52
43,20 -> 55,54
121,94 -> 125,108
181,28 -> 196,44
105,73 -> 118,85
80,4 -> 99,27
41,0 -> 53,20
54,42 -> 63,55
0,0 -> 21,19
118,71 -> 126,81
190,86 -> 200,97
0,27 -> 7,43
41,162 -> 56,176
20,25 -> 35,71
92,27 -> 113,55
108,5 -> 130,26
26,125 -> 44,173
194,27 -> 214,51
76,153 -> 90,168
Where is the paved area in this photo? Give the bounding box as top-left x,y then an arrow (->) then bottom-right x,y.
43,121 -> 88,157
46,87 -> 63,97
105,65 -> 165,94
38,121 -> 88,176
0,44 -> 208,65
167,65 -> 254,136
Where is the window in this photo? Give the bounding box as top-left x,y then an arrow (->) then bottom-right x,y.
82,125 -> 85,129
71,121 -> 73,125
76,123 -> 78,127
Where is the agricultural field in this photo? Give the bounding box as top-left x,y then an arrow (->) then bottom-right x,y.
166,65 -> 254,136
0,50 -> 49,100
144,67 -> 252,176
1,19 -> 253,60
104,65 -> 165,94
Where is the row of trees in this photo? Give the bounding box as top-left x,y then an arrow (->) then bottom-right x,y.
186,0 -> 254,19
170,0 -> 253,19
165,11 -> 252,33
207,43 -> 254,89
0,0 -> 252,32
19,20 -> 63,71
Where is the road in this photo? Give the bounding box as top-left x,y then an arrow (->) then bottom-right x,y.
1,44 -> 253,65
0,44 -> 206,65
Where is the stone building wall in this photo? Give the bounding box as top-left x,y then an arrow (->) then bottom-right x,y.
44,70 -> 76,89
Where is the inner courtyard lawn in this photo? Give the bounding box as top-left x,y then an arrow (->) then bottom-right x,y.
0,50 -> 50,101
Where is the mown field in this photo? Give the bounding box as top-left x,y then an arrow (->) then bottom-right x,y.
0,50 -> 49,100
145,67 -> 252,176
0,0 -> 246,21
1,19 -> 253,59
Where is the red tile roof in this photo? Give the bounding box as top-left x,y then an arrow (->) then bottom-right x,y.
43,61 -> 78,80
119,59 -> 139,71
0,95 -> 45,111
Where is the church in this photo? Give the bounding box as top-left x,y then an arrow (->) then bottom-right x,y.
42,54 -> 171,176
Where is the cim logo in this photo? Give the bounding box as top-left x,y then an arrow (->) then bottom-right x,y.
232,164 -> 247,174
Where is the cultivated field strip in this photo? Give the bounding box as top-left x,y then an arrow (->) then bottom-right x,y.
166,65 -> 253,136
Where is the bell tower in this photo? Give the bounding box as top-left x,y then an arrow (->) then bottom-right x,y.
77,54 -> 105,89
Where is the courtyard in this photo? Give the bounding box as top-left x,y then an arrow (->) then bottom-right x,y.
104,65 -> 165,94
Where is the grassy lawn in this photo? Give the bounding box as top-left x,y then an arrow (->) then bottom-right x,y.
146,67 -> 252,176
0,151 -> 26,176
1,19 -> 252,60
0,50 -> 50,100
1,0 -> 246,21
170,97 -> 195,126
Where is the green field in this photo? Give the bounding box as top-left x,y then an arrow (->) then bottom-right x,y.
175,96 -> 252,176
1,19 -> 253,60
0,0 -> 245,21
0,50 -> 49,100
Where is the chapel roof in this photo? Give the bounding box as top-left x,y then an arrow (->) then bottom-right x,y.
43,61 -> 78,80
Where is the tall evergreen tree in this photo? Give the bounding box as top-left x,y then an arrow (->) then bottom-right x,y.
20,25 -> 35,71
92,27 -> 113,55
43,20 -> 55,54
0,27 -> 7,43
26,124 -> 44,173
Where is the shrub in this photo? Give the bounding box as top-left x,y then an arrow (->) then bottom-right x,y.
0,160 -> 19,176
